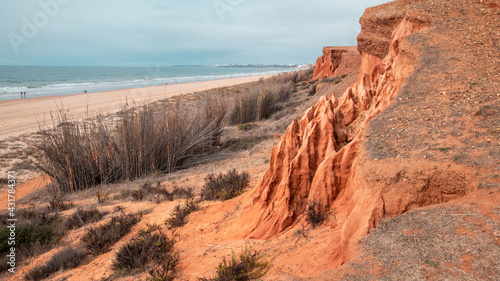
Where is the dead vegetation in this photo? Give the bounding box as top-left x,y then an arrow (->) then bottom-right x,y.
31,94 -> 227,194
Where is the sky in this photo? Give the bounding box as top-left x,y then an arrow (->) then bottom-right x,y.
0,0 -> 391,67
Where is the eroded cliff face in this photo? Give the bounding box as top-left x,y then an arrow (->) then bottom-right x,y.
234,0 -> 472,265
313,47 -> 361,80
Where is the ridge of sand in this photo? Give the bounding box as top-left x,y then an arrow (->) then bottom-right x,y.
0,75 -> 271,141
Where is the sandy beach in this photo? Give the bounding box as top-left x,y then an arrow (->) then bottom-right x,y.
0,75 -> 269,141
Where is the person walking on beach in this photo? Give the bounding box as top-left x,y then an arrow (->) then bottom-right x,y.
21,91 -> 23,99
24,91 -> 26,99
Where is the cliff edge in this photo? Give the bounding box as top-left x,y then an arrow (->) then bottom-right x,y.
312,47 -> 361,80
232,0 -> 499,275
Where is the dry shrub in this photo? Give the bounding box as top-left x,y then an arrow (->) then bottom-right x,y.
82,213 -> 140,255
305,200 -> 331,228
25,247 -> 86,281
229,72 -> 297,124
112,225 -> 178,278
64,207 -> 105,229
201,169 -> 250,201
165,200 -> 200,229
199,247 -> 269,281
32,94 -> 227,193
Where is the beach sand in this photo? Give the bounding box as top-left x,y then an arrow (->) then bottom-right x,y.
0,75 -> 270,141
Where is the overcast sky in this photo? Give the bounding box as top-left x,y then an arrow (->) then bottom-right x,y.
0,0 -> 390,66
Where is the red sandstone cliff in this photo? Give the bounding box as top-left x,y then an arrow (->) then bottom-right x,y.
313,47 -> 361,80
233,0 -> 477,266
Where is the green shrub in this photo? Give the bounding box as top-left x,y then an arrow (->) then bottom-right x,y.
112,226 -> 178,278
82,213 -> 140,255
201,169 -> 250,201
199,247 -> 269,281
165,200 -> 200,229
25,247 -> 86,281
0,213 -> 64,273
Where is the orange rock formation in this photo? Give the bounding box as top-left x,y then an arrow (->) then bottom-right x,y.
235,0 -> 472,266
312,47 -> 361,80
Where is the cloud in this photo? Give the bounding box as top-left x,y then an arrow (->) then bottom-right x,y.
0,0 -> 390,66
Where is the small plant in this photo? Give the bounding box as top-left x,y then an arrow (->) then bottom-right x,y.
82,213 -> 140,255
165,200 -> 200,229
96,190 -> 110,204
113,225 -> 178,278
238,124 -> 250,131
25,247 -> 86,281
305,200 -> 331,228
452,154 -> 466,162
438,147 -> 451,152
293,224 -> 309,240
199,247 -> 269,281
64,207 -> 105,229
201,169 -> 250,201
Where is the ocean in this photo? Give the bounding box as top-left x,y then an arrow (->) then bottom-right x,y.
0,65 -> 296,101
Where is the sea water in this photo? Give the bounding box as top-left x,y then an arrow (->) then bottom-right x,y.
0,65 -> 297,101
